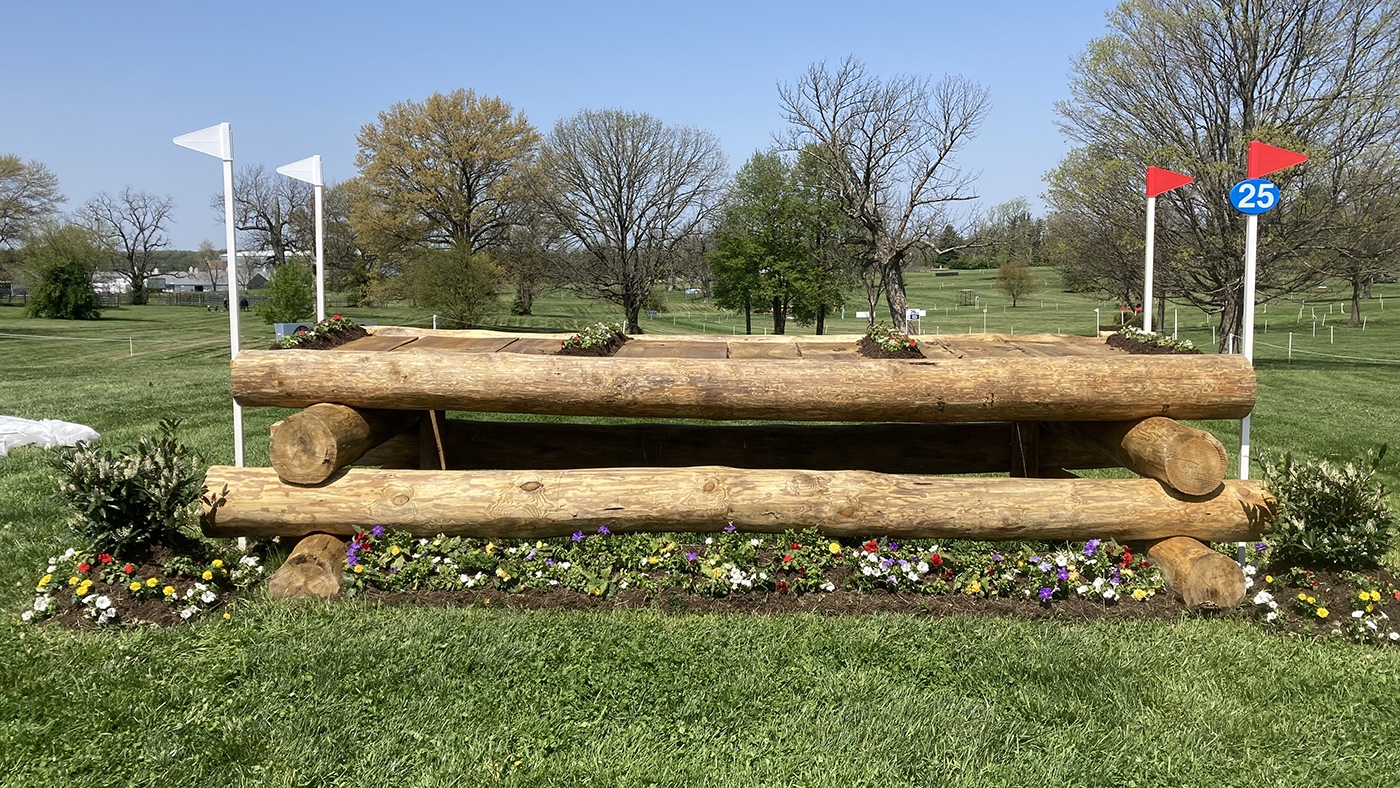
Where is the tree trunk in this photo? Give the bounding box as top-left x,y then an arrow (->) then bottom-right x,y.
1350,273 -> 1362,327
267,533 -> 346,599
1156,291 -> 1166,334
202,466 -> 1275,544
232,350 -> 1258,423
744,294 -> 752,335
517,280 -> 534,315
883,260 -> 909,332
624,294 -> 642,334
1218,294 -> 1239,353
772,297 -> 786,334
816,304 -> 826,335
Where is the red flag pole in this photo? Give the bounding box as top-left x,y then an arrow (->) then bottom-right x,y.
1144,167 -> 1194,333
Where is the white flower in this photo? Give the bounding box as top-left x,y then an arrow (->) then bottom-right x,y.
861,566 -> 874,576
917,562 -> 929,573
1269,600 -> 1278,610
620,581 -> 629,589
821,582 -> 836,592
1093,578 -> 1105,590
1253,590 -> 1272,605
1244,578 -> 1254,589
82,594 -> 96,605
1353,610 -> 1365,619
200,591 -> 217,604
62,548 -> 76,559
95,596 -> 111,610
1102,589 -> 1116,599
180,607 -> 197,619
548,579 -> 558,586
534,571 -> 542,578
195,582 -> 207,591
459,573 -> 471,584
758,572 -> 767,580
33,596 -> 50,613
1077,585 -> 1089,595
1366,620 -> 1378,630
1243,565 -> 1257,576
1055,554 -> 1068,567
560,562 -> 571,569
1390,632 -> 1398,641
47,564 -> 57,574
21,610 -> 33,622
750,539 -> 761,547
1265,612 -> 1277,622
705,538 -> 713,544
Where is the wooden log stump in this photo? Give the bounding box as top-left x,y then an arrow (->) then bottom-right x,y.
1059,417 -> 1229,496
266,534 -> 347,599
231,350 -> 1256,423
201,466 -> 1275,543
1138,536 -> 1246,610
269,404 -> 417,485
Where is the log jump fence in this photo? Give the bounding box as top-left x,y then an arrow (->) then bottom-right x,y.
203,327 -> 1275,609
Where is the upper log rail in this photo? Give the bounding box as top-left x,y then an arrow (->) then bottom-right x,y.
232,350 -> 1255,423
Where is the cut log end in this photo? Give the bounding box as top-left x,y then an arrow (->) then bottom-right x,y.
1162,432 -> 1229,496
1142,536 -> 1246,610
270,404 -> 417,485
267,534 -> 347,599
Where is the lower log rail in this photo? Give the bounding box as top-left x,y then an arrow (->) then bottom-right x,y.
202,466 -> 1274,543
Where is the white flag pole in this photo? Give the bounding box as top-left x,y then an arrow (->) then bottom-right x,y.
1239,213 -> 1259,482
276,155 -> 325,321
1143,196 -> 1156,333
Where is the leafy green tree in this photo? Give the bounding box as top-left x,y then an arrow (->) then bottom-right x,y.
23,223 -> 105,319
404,246 -> 501,327
995,259 -> 1040,307
253,261 -> 314,324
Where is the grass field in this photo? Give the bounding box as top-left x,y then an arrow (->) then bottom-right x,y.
2,269 -> 1399,786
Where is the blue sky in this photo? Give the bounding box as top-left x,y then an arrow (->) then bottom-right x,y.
2,0 -> 1114,249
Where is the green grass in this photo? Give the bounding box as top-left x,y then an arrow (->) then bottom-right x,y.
2,270 -> 1399,786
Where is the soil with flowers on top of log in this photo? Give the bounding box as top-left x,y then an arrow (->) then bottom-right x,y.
268,324 -> 369,351
1107,331 -> 1201,355
856,336 -> 925,358
555,333 -> 628,357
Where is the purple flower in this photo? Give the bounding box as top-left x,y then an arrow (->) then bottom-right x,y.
686,552 -> 697,562
880,559 -> 894,568
1084,539 -> 1101,556
992,554 -> 1003,563
1110,577 -> 1121,586
887,575 -> 897,583
347,542 -> 360,555
597,526 -> 611,536
371,525 -> 385,537
572,531 -> 584,543
347,554 -> 358,566
898,559 -> 909,568
525,549 -> 536,561
1038,562 -> 1052,573
388,566 -> 398,574
1254,542 -> 1269,553
545,558 -> 554,567
1038,587 -> 1054,600
1057,567 -> 1069,581
888,542 -> 899,551
723,523 -> 736,532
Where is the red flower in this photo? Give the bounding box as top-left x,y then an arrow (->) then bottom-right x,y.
98,553 -> 113,563
1120,552 -> 1133,567
333,314 -> 342,320
121,564 -> 135,574
783,554 -> 793,563
791,542 -> 801,550
77,562 -> 91,573
777,580 -> 789,591
863,540 -> 879,553
929,554 -> 943,567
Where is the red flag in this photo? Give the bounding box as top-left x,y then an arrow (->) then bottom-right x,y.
1146,166 -> 1193,198
1247,141 -> 1307,179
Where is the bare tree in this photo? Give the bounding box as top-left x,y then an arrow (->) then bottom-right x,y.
778,57 -> 990,330
211,164 -> 311,265
535,109 -> 727,332
197,238 -> 224,292
1,155 -> 65,248
82,188 -> 174,305
1055,0 -> 1400,350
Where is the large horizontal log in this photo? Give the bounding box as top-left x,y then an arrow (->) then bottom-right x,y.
201,466 -> 1274,542
270,404 -> 417,484
1137,536 -> 1246,610
231,350 -> 1255,423
352,420 -> 1117,475
1055,418 -> 1229,496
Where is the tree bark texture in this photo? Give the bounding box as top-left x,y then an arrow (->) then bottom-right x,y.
266,534 -> 346,599
350,420 -> 1116,475
1055,417 -> 1228,496
231,350 -> 1256,423
1138,536 -> 1247,610
202,466 -> 1274,543
269,405 -> 418,485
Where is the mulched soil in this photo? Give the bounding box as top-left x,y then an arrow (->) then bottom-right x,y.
857,336 -> 926,359
1106,332 -> 1201,355
556,334 -> 629,357
268,324 -> 370,350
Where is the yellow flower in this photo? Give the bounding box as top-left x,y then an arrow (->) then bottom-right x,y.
129,581 -> 141,592
495,567 -> 511,580
535,540 -> 544,549
1264,575 -> 1273,583
966,581 -> 982,595
647,556 -> 658,565
38,573 -> 52,589
1359,591 -> 1370,601
1017,561 -> 1025,568
1371,590 -> 1382,602
710,568 -> 722,579
1132,589 -> 1147,601
484,543 -> 496,555
1298,593 -> 1307,601
163,586 -> 175,596
354,565 -> 364,574
1306,596 -> 1315,605
1316,607 -> 1329,618
1366,605 -> 1374,613
1067,571 -> 1079,582
146,577 -> 158,587
390,546 -> 401,556
211,559 -> 224,568
828,542 -> 841,554
68,576 -> 79,586
223,612 -> 231,620
202,571 -> 213,580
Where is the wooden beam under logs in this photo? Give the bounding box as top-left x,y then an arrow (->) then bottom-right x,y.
201,466 -> 1275,543
231,350 -> 1256,423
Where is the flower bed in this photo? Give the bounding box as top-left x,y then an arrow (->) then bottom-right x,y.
270,315 -> 368,350
1107,325 -> 1200,354
859,324 -> 924,358
557,322 -> 628,356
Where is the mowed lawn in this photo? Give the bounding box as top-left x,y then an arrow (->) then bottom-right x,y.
2,269 -> 1399,786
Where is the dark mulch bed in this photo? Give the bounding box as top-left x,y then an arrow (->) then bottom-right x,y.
1106,332 -> 1201,355
50,544 -> 211,629
556,334 -> 629,357
268,325 -> 370,350
857,336 -> 926,359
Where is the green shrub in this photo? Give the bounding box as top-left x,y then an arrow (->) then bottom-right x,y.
1261,446 -> 1395,568
22,223 -> 106,319
53,419 -> 204,558
253,262 -> 315,324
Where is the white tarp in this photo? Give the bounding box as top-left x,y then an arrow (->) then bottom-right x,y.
0,416 -> 99,458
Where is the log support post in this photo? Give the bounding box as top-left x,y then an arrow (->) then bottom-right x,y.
1135,536 -> 1246,610
267,534 -> 347,599
419,410 -> 446,471
269,404 -> 416,485
1010,422 -> 1041,477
